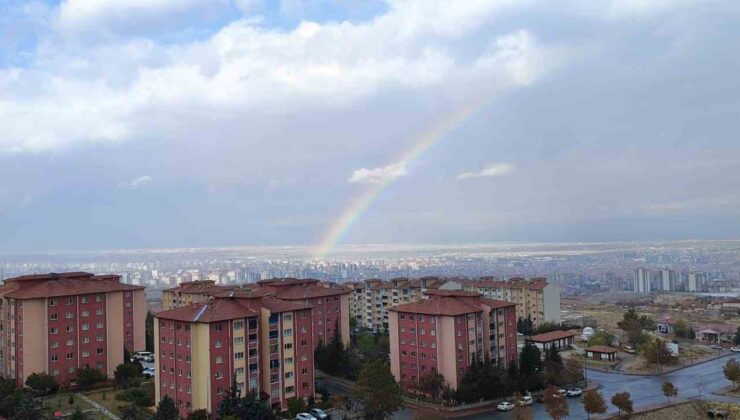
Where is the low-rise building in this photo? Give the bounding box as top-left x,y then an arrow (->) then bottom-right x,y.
585,345 -> 618,362
525,330 -> 577,352
388,290 -> 517,390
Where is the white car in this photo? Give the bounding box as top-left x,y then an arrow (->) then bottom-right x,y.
497,402 -> 515,411
309,408 -> 329,419
518,396 -> 533,406
567,388 -> 583,397
731,347 -> 740,353
295,414 -> 317,420
711,344 -> 723,350
142,367 -> 155,378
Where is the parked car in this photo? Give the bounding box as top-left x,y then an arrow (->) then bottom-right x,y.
142,367 -> 155,378
711,344 -> 723,350
558,389 -> 567,397
518,396 -> 533,406
623,346 -> 637,354
133,351 -> 153,361
567,388 -> 582,397
309,408 -> 330,419
295,414 -> 317,420
497,402 -> 515,411
730,347 -> 740,353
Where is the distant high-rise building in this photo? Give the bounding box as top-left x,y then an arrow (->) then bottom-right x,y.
687,272 -> 708,292
633,268 -> 651,293
660,269 -> 676,292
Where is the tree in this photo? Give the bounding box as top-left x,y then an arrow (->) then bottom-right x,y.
185,410 -> 209,420
353,360 -> 403,420
562,359 -> 584,385
512,392 -> 533,420
617,309 -> 654,346
25,373 -> 59,395
10,392 -> 46,420
418,371 -> 445,399
662,381 -> 677,403
217,384 -> 273,420
642,338 -> 678,365
587,331 -> 615,347
519,343 -> 543,376
287,397 -> 306,417
695,378 -> 705,398
611,392 -> 633,418
120,403 -> 151,420
145,311 -> 154,353
153,395 -> 179,420
546,344 -> 563,365
68,407 -> 88,420
673,319 -> 689,338
724,358 -> 740,389
76,366 -> 107,390
536,322 -> 563,334
115,363 -> 142,389
543,385 -> 568,420
734,327 -> 740,346
688,327 -> 696,340
582,390 -> 606,420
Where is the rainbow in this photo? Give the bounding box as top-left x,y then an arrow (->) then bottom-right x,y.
314,96 -> 491,258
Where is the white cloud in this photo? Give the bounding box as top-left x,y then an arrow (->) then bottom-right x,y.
348,162 -> 408,184
121,175 -> 152,189
458,163 -> 515,180
0,0 -> 565,153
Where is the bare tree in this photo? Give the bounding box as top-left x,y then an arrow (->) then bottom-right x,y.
695,378 -> 705,398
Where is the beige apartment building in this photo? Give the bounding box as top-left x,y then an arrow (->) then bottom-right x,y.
345,276 -> 559,331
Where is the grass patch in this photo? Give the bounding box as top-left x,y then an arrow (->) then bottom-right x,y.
85,389 -> 125,417
43,393 -> 101,418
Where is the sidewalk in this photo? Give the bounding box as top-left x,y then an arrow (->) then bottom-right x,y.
77,393 -> 120,420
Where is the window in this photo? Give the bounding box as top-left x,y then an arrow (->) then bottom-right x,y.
301,354 -> 308,361
233,321 -> 244,330
283,328 -> 292,337
285,372 -> 294,379
83,336 -> 90,344
234,352 -> 244,360
214,324 -> 223,332
215,340 -> 223,348
285,386 -> 294,394
66,297 -> 74,305
50,355 -> 58,362
50,328 -> 59,334
248,348 -> 258,357
284,357 -> 293,365
66,352 -> 74,360
214,372 -> 223,379
96,308 -> 103,315
82,323 -> 89,331
235,367 -> 245,375
66,326 -> 74,333
96,294 -> 103,302
234,337 -> 244,345
82,310 -> 89,317
49,313 -> 58,321
81,297 -> 88,304
50,341 -> 59,349
215,356 -> 223,364
66,339 -> 74,346
49,299 -> 57,307
96,348 -> 104,355
284,343 -> 293,350
283,314 -> 292,321
96,322 -> 103,329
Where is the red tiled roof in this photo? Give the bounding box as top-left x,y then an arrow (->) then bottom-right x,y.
480,298 -> 516,309
0,273 -> 144,299
390,297 -> 483,316
273,284 -> 350,300
258,296 -> 312,313
257,278 -> 320,287
425,290 -> 481,298
526,330 -> 578,343
585,345 -> 618,353
156,298 -> 259,323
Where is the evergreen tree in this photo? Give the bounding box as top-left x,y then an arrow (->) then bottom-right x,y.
153,395 -> 179,420
10,392 -> 46,420
519,343 -> 542,376
145,311 -> 154,353
546,344 -> 562,365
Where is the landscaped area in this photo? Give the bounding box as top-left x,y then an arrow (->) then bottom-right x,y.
42,393 -> 102,419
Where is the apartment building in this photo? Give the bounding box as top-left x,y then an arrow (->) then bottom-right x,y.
155,292 -> 314,417
388,290 -> 517,390
460,277 -> 561,327
344,277 -> 448,331
0,272 -> 146,386
162,278 -> 350,348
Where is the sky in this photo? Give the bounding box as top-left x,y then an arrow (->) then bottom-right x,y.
1,0 -> 740,254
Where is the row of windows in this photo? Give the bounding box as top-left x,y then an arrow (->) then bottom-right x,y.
49,348 -> 103,361
399,326 -> 435,335
400,350 -> 436,360
50,335 -> 103,347
49,295 -> 105,306
400,338 -> 436,348
49,308 -> 104,320
398,314 -> 435,322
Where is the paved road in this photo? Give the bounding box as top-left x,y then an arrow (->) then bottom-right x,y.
317,353 -> 740,420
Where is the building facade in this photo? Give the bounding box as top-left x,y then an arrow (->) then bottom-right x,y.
0,272 -> 146,386
155,294 -> 315,417
388,290 -> 517,390
162,278 -> 350,348
461,277 -> 561,327
633,268 -> 652,293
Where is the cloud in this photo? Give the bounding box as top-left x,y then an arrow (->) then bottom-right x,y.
458,163 -> 514,180
348,162 -> 407,184
121,175 -> 152,189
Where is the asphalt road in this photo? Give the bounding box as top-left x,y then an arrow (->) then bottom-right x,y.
318,353 -> 740,420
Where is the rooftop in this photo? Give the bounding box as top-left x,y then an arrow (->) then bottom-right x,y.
526,330 -> 578,343
0,272 -> 143,299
